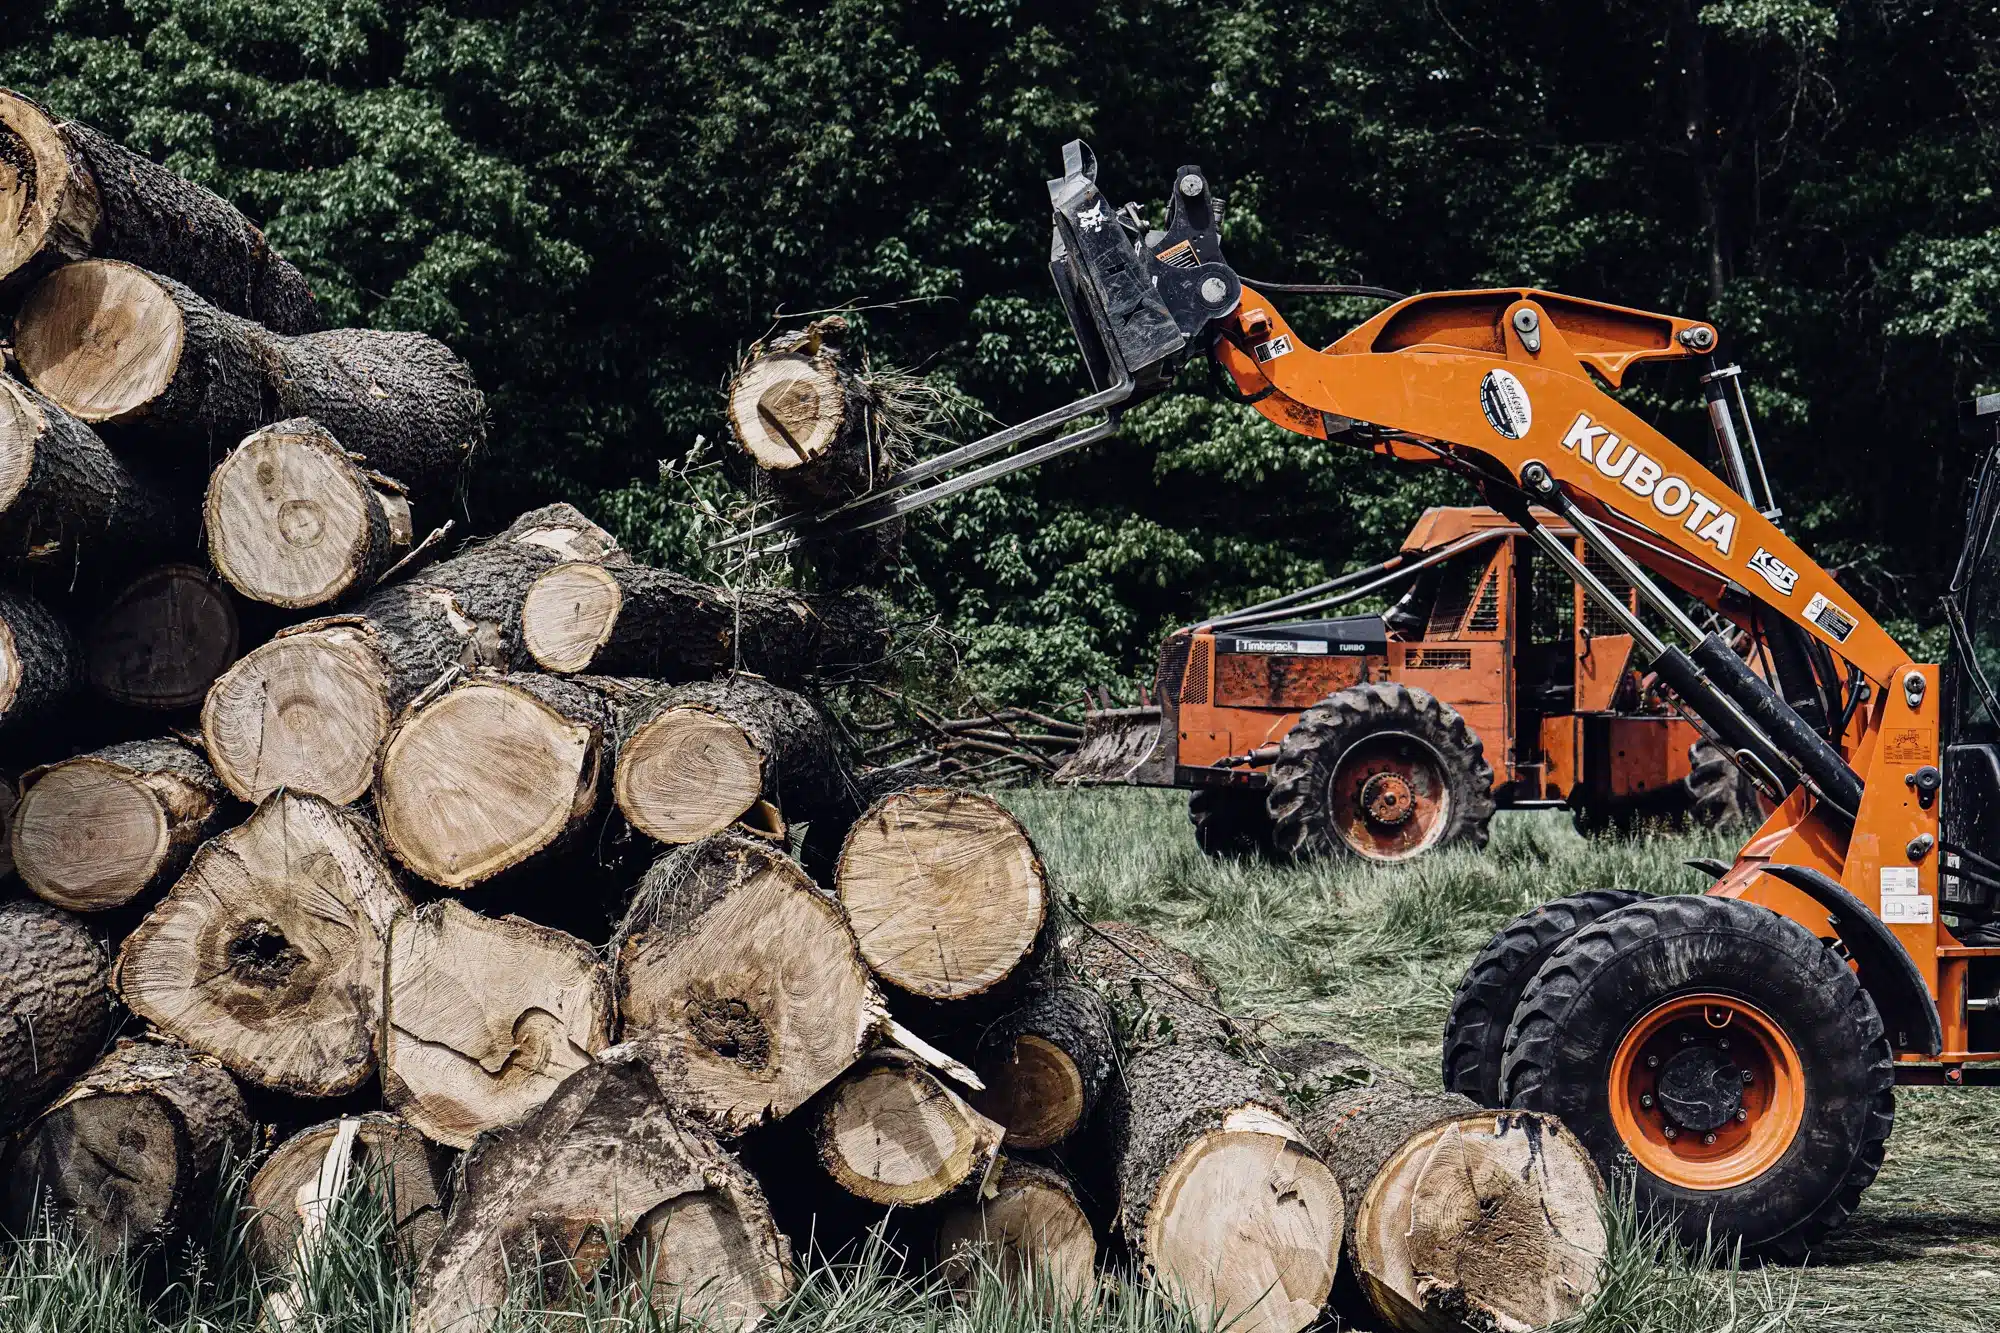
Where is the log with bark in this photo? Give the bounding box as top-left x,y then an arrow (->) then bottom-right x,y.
967,961 -> 1116,1150
0,90 -> 320,330
204,418 -> 415,609
1063,918 -> 1229,1048
612,674 -> 843,847
519,558 -> 889,681
245,1113 -> 450,1275
0,898 -> 111,1131
813,1048 -> 1004,1207
11,737 -> 231,912
84,562 -> 239,709
2,1036 -> 250,1256
412,1048 -> 793,1333
0,375 -> 181,568
112,790 -> 409,1097
935,1159 -> 1097,1307
0,583 -> 79,731
834,786 -> 1047,1001
202,503 -> 619,804
727,320 -> 885,507
1275,1040 -> 1607,1333
382,900 -> 614,1149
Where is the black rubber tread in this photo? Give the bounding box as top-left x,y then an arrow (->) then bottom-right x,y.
1571,737 -> 1760,836
1440,888 -> 1651,1106
1501,895 -> 1895,1260
1187,787 -> 1272,858
1265,681 -> 1495,862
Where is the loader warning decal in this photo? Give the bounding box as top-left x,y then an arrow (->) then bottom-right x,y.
1560,412 -> 1738,556
1802,591 -> 1858,644
1480,369 -> 1533,439
1253,335 -> 1295,362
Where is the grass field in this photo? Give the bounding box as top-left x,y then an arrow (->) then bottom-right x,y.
7,788 -> 1997,1332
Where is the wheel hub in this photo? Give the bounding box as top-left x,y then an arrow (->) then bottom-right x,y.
1656,1045 -> 1743,1134
1359,772 -> 1416,827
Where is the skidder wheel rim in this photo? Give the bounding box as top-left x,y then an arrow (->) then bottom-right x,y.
1608,992 -> 1804,1191
1329,730 -> 1451,862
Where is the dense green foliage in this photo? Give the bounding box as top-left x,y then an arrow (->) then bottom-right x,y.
7,0 -> 2000,705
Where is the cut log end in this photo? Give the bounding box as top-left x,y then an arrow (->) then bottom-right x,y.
521,561 -> 621,672
815,1052 -> 1005,1206
0,374 -> 45,510
246,1114 -> 448,1273
972,1034 -> 1085,1150
203,628 -> 388,804
14,759 -> 169,910
0,90 -> 81,281
615,705 -> 763,845
15,260 -> 182,423
936,1160 -> 1097,1307
728,353 -> 848,471
87,564 -> 240,709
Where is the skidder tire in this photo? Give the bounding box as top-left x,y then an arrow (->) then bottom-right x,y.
1441,889 -> 1651,1106
1502,895 -> 1894,1259
1686,738 -> 1762,828
1266,682 -> 1494,863
1187,787 -> 1270,858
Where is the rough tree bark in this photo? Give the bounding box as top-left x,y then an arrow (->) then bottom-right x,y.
382,900 -> 614,1149
1063,918 -> 1229,1047
112,791 -> 409,1097
813,1048 -> 1005,1207
245,1113 -> 450,1274
204,418 -> 415,609
412,1048 -> 793,1333
0,899 -> 112,1132
0,91 -> 320,330
12,737 -> 232,912
1275,1040 -> 1607,1333
202,503 -> 619,804
263,328 -> 484,493
0,584 -> 79,732
0,376 -> 181,568
2,1036 -> 250,1256
934,1159 -> 1097,1307
84,563 -> 239,709
967,959 -> 1116,1150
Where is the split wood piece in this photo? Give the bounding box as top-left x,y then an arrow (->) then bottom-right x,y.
1276,1039 -> 1606,1333
383,900 -> 613,1149
0,90 -> 320,330
728,322 -> 880,504
0,898 -> 112,1131
85,563 -> 240,709
0,584 -> 80,731
835,787 -> 1046,1001
935,1159 -> 1097,1308
113,791 -> 409,1096
2,1036 -> 249,1256
204,418 -> 414,608
1109,1043 -> 1343,1333
613,674 -> 842,847
520,559 -> 889,682
617,833 -> 886,1135
814,1048 -> 1004,1207
970,973 -> 1115,1150
202,503 -> 619,804
12,737 -> 231,911
1063,918 -> 1229,1048
378,673 -> 615,890
0,376 -> 180,565
245,1113 -> 449,1275
412,1048 -> 793,1333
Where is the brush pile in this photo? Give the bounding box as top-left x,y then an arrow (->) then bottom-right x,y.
0,92 -> 1609,1333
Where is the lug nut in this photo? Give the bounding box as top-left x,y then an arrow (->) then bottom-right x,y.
1742,1070 -> 1754,1085
1639,1094 -> 1655,1110
1703,1133 -> 1718,1145
1718,1039 -> 1730,1052
1647,1055 -> 1660,1069
1681,1034 -> 1693,1045
1735,1109 -> 1749,1122
1663,1126 -> 1678,1140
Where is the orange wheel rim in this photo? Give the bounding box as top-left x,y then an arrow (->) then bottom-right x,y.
1330,731 -> 1451,862
1608,992 -> 1805,1191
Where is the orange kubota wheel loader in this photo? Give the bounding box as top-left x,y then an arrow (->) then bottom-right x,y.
722,142 -> 1998,1256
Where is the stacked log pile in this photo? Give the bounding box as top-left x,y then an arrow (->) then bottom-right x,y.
0,93 -> 1610,1333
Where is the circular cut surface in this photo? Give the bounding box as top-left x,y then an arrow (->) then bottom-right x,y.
246,1116 -> 444,1271
822,1062 -> 986,1205
521,563 -> 621,672
87,565 -> 240,708
1145,1130 -> 1342,1333
728,353 -> 843,470
837,788 -> 1045,999
206,429 -> 375,607
379,683 -> 595,888
203,631 -> 388,804
16,261 -> 182,422
0,377 -> 46,511
616,707 -> 762,844
973,1034 -> 1083,1149
10,1094 -> 180,1253
13,760 -> 166,911
633,1187 -> 793,1331
0,91 -> 70,279
937,1164 -> 1096,1306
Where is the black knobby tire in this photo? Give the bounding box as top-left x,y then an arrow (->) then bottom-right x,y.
1440,889 -> 1651,1106
1502,895 -> 1895,1259
1571,737 -> 1760,836
1187,787 -> 1271,858
1265,682 -> 1495,863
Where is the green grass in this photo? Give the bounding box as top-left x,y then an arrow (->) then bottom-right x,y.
7,789 -> 1997,1332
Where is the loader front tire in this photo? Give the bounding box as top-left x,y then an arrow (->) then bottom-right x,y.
1502,894 -> 1895,1260
1187,787 -> 1272,858
1266,683 -> 1494,863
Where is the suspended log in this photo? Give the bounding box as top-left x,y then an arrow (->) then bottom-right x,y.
0,90 -> 320,330
612,674 -> 843,847
84,563 -> 239,709
204,418 -> 414,609
412,1048 -> 793,1333
969,967 -> 1115,1150
0,898 -> 112,1132
377,673 -> 618,890
519,559 -> 889,681
1107,1043 -> 1343,1333
383,900 -> 614,1149
813,1048 -> 1004,1207
0,584 -> 79,732
3,1036 -> 250,1256
727,321 -> 882,504
1276,1040 -> 1607,1333
202,503 -> 619,804
12,737 -> 231,912
0,376 -> 180,567
935,1159 -> 1097,1307
834,786 -> 1046,1001
112,791 -> 409,1097
245,1113 -> 449,1274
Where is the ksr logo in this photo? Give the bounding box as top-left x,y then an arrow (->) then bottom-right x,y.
1560,413 -> 1738,556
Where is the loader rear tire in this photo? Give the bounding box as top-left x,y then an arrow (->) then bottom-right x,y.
1440,888 -> 1651,1106
1266,683 -> 1494,863
1501,894 -> 1894,1260
1187,787 -> 1271,858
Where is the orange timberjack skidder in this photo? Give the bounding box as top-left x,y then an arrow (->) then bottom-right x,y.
725,142 -> 2000,1255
